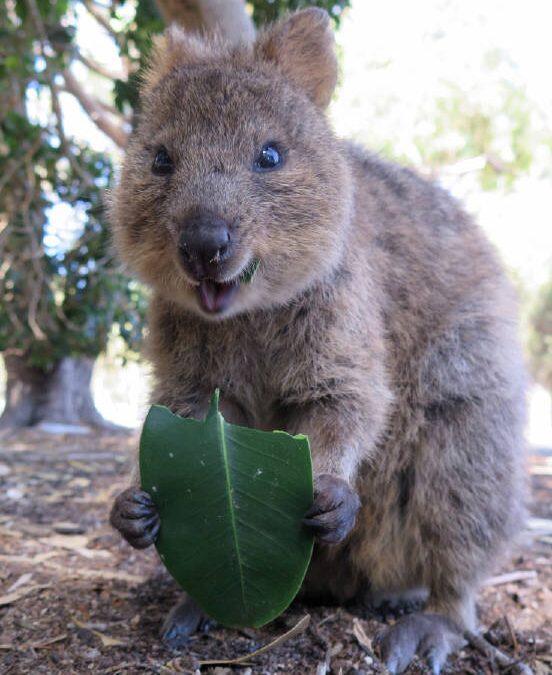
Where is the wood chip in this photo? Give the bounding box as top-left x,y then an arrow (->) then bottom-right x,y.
485,570 -> 537,586
103,663 -> 152,673
530,466 -> 552,476
73,619 -> 127,648
317,612 -> 338,627
352,618 -> 374,654
199,613 -> 311,666
30,634 -> 67,649
41,490 -> 74,504
95,633 -> 127,648
45,564 -> 145,585
537,535 -> 552,546
0,551 -> 59,565
0,583 -> 51,607
464,630 -> 534,675
68,460 -> 98,473
0,527 -> 22,539
6,572 -> 33,593
39,534 -> 111,559
67,477 -> 91,488
52,521 -> 86,535
527,518 -> 552,534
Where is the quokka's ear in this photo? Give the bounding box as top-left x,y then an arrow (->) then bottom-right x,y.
255,8 -> 337,109
141,24 -> 216,96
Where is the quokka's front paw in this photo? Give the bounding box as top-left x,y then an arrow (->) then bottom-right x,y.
302,473 -> 360,544
110,487 -> 160,549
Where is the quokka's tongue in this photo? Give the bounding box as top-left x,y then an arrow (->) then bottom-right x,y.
197,279 -> 239,314
198,280 -> 219,313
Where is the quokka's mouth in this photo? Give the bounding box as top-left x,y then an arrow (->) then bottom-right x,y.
196,259 -> 260,314
197,279 -> 240,314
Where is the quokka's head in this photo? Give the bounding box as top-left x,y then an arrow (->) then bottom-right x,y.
112,8 -> 352,320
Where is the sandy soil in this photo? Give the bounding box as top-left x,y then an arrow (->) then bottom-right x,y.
0,429 -> 550,674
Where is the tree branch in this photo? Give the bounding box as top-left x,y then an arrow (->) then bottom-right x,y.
97,97 -> 131,121
74,48 -> 126,81
82,0 -> 124,47
62,69 -> 129,148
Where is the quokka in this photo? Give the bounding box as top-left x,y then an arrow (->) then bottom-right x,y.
110,9 -> 526,672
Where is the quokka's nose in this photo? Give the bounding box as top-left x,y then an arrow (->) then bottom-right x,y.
178,211 -> 232,279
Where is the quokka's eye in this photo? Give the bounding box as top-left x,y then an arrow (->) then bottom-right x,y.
254,143 -> 283,172
151,146 -> 174,175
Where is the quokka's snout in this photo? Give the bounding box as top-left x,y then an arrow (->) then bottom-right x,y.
177,209 -> 235,281
175,208 -> 245,315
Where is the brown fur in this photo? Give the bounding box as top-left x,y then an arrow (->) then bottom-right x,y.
112,7 -> 526,638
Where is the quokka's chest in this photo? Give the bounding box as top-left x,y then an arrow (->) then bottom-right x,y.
186,319 -> 298,429
181,326 -> 266,418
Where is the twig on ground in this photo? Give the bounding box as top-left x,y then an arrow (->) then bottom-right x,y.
5,572 -> 33,593
30,634 -> 67,649
485,570 -> 537,586
73,618 -> 127,648
464,630 -> 533,675
0,583 -> 51,607
198,613 -> 310,666
317,611 -> 338,627
503,615 -> 519,655
352,617 -> 374,655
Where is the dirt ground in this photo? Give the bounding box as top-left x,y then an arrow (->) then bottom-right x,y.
0,430 -> 550,674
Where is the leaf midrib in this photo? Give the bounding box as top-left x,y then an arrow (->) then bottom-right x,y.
216,410 -> 248,617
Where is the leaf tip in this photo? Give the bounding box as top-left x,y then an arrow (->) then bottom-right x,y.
206,389 -> 221,420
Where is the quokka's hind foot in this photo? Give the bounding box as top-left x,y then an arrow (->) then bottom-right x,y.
161,594 -> 211,649
375,612 -> 465,674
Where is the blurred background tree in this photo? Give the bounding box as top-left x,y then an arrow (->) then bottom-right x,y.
0,0 -> 146,430
330,0 -> 552,437
0,0 -> 349,431
2,0 -> 549,434
248,0 -> 348,25
528,276 -> 552,408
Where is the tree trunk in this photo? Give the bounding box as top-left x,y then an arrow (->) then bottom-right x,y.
156,0 -> 255,45
0,354 -> 122,432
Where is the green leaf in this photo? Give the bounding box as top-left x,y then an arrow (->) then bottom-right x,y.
239,258 -> 260,284
139,391 -> 314,628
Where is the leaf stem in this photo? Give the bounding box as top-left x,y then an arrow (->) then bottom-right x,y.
215,405 -> 248,618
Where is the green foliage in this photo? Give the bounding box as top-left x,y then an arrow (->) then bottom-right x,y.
111,0 -> 164,114
111,1 -> 351,117
140,392 -> 314,627
0,0 -> 350,374
528,277 -> 552,394
249,0 -> 350,26
0,0 -> 146,371
410,81 -> 536,191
